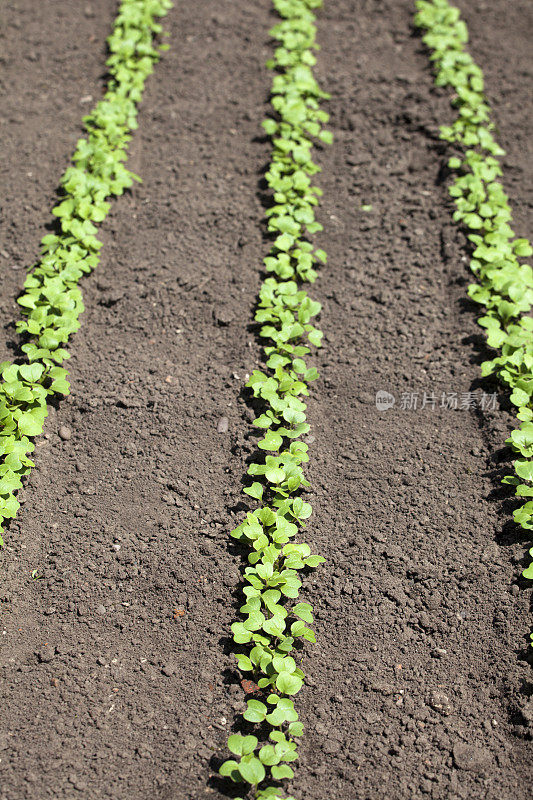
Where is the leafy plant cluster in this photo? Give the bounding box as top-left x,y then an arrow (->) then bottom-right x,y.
415,0 -> 533,592
219,2 -> 330,798
0,0 -> 172,543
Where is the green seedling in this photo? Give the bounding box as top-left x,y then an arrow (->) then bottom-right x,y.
415,0 -> 533,583
220,0 -> 330,796
0,0 -> 173,544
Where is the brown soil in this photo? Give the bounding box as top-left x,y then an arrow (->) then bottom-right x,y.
0,1 -> 531,799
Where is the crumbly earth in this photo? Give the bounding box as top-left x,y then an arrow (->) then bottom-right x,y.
0,1 -> 531,798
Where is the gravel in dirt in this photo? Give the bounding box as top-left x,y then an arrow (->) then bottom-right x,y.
0,1 -> 531,799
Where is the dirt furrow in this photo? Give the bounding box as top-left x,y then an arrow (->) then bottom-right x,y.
297,1 -> 532,798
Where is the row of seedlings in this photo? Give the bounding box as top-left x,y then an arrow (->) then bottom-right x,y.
415,2 -> 533,599
0,0 -> 173,542
219,1 -> 331,799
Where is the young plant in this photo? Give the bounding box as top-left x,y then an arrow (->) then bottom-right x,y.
0,0 -> 173,543
415,1 -> 533,616
219,1 -> 330,797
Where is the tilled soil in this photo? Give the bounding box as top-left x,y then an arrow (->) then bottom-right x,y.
0,1 -> 531,799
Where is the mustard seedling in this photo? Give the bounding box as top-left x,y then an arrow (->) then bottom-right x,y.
415,1 -> 533,616
219,1 -> 330,798
0,0 -> 173,542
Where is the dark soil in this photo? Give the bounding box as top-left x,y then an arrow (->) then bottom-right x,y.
0,1 -> 531,799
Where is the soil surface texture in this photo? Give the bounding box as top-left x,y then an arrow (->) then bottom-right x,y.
0,1 -> 531,799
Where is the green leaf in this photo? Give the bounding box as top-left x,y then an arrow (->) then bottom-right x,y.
262,118 -> 278,135
0,472 -> 22,494
515,460 -> 533,483
262,615 -> 286,638
265,467 -> 286,484
307,328 -> 323,347
231,622 -> 253,644
235,653 -> 253,672
256,562 -> 273,581
258,431 -> 284,451
448,156 -> 462,169
523,553 -> 533,580
227,734 -> 258,757
304,554 -> 325,567
265,698 -> 299,725
243,699 -> 268,723
514,501 -> 533,529
290,620 -> 306,638
282,408 -> 306,425
513,238 -> 533,257
275,672 -> 303,695
238,756 -> 265,786
49,378 -> 70,395
219,759 -> 241,782
19,363 -> 44,383
258,744 -> 281,766
0,493 -> 20,519
38,332 -> 60,350
275,233 -> 295,252
17,413 -> 44,437
511,388 -> 531,407
507,425 -> 533,457
463,213 -> 483,229
292,602 -> 313,623
271,764 -> 295,780
288,721 -> 304,737
244,482 -> 264,500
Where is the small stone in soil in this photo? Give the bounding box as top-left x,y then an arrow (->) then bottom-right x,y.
68,774 -> 88,791
217,416 -> 229,433
37,646 -> 55,663
58,426 -> 72,441
418,612 -> 431,629
214,307 -> 233,326
428,690 -> 452,715
452,743 -> 491,772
